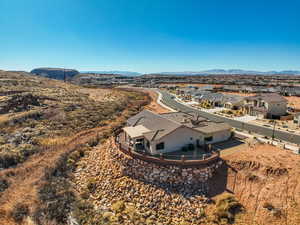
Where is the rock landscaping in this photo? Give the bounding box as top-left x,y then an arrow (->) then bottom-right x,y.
72,137 -> 223,225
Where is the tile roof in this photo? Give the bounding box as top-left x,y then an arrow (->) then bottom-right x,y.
247,93 -> 287,103
123,125 -> 150,138
194,122 -> 232,134
222,94 -> 245,104
127,110 -> 181,141
126,110 -> 232,141
160,112 -> 206,125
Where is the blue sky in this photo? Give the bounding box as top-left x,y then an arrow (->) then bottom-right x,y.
1,0 -> 300,73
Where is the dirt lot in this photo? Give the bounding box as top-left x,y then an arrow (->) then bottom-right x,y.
161,83 -> 223,88
142,89 -> 171,114
212,144 -> 300,225
78,88 -> 120,102
219,91 -> 255,97
285,96 -> 300,111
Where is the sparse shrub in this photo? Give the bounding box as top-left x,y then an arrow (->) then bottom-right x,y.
263,202 -> 282,218
0,152 -> 20,168
36,178 -> 75,224
86,178 -> 97,193
247,173 -> 259,182
111,200 -> 126,213
80,191 -> 90,200
214,194 -> 243,224
0,136 -> 6,145
199,208 -> 206,218
88,137 -> 99,147
263,202 -> 274,210
0,179 -> 9,193
17,144 -> 39,160
10,203 -> 29,223
73,200 -> 99,225
272,208 -> 282,218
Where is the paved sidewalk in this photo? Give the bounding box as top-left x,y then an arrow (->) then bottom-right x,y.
233,115 -> 257,122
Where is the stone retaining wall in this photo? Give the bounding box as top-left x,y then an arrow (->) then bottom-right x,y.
111,139 -> 223,196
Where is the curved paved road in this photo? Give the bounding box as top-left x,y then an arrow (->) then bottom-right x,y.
158,90 -> 300,145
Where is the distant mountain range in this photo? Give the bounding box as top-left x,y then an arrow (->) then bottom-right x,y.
80,70 -> 142,76
29,68 -> 300,80
156,69 -> 300,76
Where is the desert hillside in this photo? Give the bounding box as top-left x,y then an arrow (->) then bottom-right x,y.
0,70 -> 150,225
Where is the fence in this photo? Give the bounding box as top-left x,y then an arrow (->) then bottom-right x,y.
115,135 -> 220,168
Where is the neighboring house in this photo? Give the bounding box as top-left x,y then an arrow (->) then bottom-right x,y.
294,112 -> 300,126
223,95 -> 245,110
176,88 -> 196,100
197,85 -> 214,91
282,87 -> 300,96
246,93 -> 287,119
121,110 -> 232,155
240,86 -> 253,93
193,92 -> 245,109
194,92 -> 224,107
159,84 -> 178,90
222,85 -> 240,92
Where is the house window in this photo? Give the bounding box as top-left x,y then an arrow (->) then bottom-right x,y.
156,142 -> 165,150
204,136 -> 213,142
146,140 -> 150,148
136,138 -> 144,143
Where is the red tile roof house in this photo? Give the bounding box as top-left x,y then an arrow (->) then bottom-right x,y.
120,110 -> 232,155
246,93 -> 288,119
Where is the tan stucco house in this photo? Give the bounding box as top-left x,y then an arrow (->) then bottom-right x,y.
246,93 -> 287,119
122,110 -> 232,155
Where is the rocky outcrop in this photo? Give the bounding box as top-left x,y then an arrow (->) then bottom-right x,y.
30,68 -> 79,80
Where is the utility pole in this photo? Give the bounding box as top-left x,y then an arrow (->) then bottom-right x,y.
63,68 -> 66,83
272,120 -> 276,140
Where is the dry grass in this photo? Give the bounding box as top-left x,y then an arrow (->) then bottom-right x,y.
0,71 -> 150,224
0,104 -> 148,224
214,143 -> 300,225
